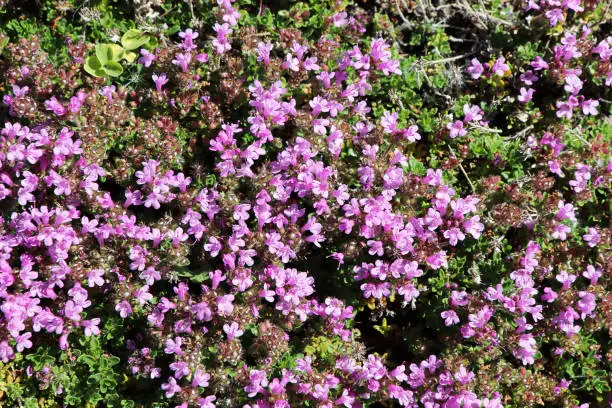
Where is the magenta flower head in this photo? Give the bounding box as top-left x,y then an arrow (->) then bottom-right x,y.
178,28 -> 199,51
491,56 -> 509,76
223,321 -> 244,340
138,49 -> 157,67
466,58 -> 484,79
152,73 -> 169,92
44,96 -> 67,116
172,52 -> 191,72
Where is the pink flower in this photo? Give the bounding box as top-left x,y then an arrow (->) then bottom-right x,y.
178,28 -> 199,50
491,56 -> 509,76
172,52 -> 191,72
217,294 -> 235,316
582,228 -> 600,247
152,73 -> 169,92
192,369 -> 211,388
551,223 -> 571,240
447,120 -> 467,138
556,270 -> 576,290
44,96 -> 67,116
518,87 -> 534,103
556,201 -> 576,222
426,251 -> 447,269
115,300 -> 132,318
454,365 -> 474,384
164,337 -> 183,355
530,56 -> 549,71
138,49 -> 156,67
441,310 -> 460,326
576,292 -> 596,319
256,41 -> 273,65
161,377 -> 182,398
582,265 -> 601,285
581,99 -> 599,115
223,321 -> 244,340
545,8 -> 564,26
542,287 -> 558,303
466,58 -> 484,79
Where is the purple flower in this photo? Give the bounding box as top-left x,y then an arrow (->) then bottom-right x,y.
188,368 -> 210,389
466,58 -> 484,79
256,41 -> 273,65
491,56 -> 509,76
138,49 -> 156,67
576,292 -> 596,319
518,87 -> 534,103
582,265 -> 601,285
447,120 -> 467,138
441,310 -> 460,326
217,294 -> 235,317
152,73 -> 169,92
454,365 -> 474,384
426,251 -> 447,269
82,318 -> 101,336
551,223 -> 571,240
443,227 -> 465,246
99,85 -> 116,102
179,28 -> 199,50
44,97 -> 67,116
212,23 -> 232,54
530,56 -> 549,71
556,270 -> 576,290
164,337 -> 183,356
545,8 -> 564,26
161,377 -> 182,398
115,300 -> 132,318
172,53 -> 191,72
223,321 -> 244,340
581,99 -> 599,115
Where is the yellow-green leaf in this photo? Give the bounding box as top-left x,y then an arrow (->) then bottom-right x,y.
121,29 -> 149,50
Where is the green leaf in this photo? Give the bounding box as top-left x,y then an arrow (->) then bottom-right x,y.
0,36 -> 9,54
77,354 -> 97,368
84,56 -> 105,77
122,51 -> 137,63
121,29 -> 149,50
24,398 -> 39,408
103,61 -> 124,77
95,44 -> 114,64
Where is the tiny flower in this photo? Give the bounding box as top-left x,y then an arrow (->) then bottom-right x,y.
518,87 -> 534,103
466,58 -> 484,79
138,49 -> 157,67
582,228 -> 600,247
115,300 -> 132,318
581,99 -> 599,115
441,310 -> 460,326
223,322 -> 244,340
491,56 -> 509,76
152,73 -> 169,92
447,120 -> 467,138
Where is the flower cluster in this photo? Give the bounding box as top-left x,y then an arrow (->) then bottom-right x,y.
0,0 -> 609,407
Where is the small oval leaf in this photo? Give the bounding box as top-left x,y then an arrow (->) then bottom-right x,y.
103,60 -> 124,77
121,29 -> 149,50
84,55 -> 104,77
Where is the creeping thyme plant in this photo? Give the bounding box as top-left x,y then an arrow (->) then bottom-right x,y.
0,0 -> 610,407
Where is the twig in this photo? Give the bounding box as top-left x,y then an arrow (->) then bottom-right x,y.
448,145 -> 476,193
566,129 -> 593,148
414,53 -> 475,67
468,123 -> 502,134
505,125 -> 534,141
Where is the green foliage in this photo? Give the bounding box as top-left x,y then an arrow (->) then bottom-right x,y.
84,30 -> 147,77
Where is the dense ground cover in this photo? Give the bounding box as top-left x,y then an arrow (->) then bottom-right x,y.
0,0 -> 610,407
